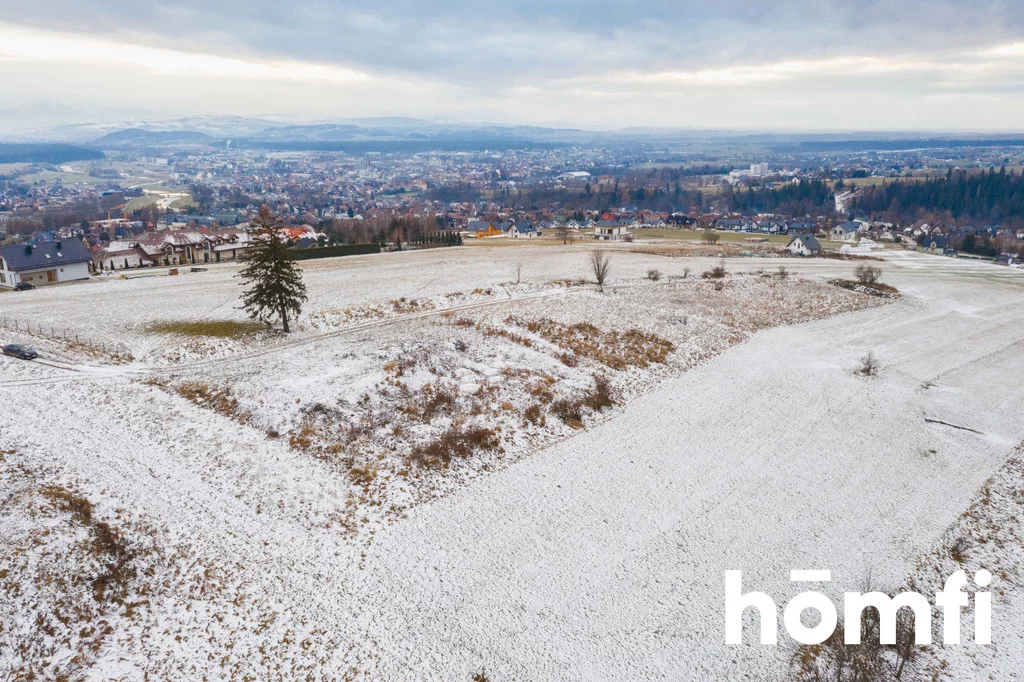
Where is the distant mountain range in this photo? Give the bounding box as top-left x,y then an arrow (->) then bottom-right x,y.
3,114 -> 1024,154
0,143 -> 104,164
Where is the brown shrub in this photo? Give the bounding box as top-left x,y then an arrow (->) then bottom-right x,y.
407,425 -> 500,468
349,463 -> 378,487
855,351 -> 879,377
289,425 -> 320,451
702,260 -> 727,279
551,375 -> 616,428
950,536 -> 970,563
420,385 -> 458,422
558,352 -> 579,367
551,398 -> 584,427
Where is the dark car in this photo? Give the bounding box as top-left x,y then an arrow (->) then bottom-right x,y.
2,344 -> 38,360
13,282 -> 35,291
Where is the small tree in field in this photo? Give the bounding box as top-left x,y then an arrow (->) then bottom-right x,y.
239,206 -> 308,333
702,230 -> 721,245
590,250 -> 611,291
556,224 -> 573,245
856,350 -> 879,377
855,264 -> 882,285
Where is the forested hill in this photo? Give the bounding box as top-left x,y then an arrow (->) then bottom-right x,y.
851,168 -> 1024,225
723,179 -> 836,217
0,143 -> 105,164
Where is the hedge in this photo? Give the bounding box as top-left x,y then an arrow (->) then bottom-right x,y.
289,244 -> 381,260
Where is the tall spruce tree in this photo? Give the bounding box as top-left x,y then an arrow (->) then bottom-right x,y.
238,206 -> 307,333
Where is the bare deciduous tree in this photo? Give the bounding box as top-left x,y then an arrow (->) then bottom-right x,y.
702,230 -> 721,245
590,250 -> 611,292
647,268 -> 662,281
855,264 -> 882,285
556,224 -> 573,245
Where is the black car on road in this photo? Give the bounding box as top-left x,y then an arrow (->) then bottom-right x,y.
2,344 -> 39,360
14,282 -> 35,291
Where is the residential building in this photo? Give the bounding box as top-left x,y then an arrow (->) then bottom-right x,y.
787,234 -> 821,256
0,240 -> 92,288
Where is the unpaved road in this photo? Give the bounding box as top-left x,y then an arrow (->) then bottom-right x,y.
2,249 -> 1022,679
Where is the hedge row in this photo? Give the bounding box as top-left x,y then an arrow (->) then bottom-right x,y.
289,244 -> 381,260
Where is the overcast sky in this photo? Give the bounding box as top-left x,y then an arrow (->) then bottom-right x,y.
1,1 -> 1023,131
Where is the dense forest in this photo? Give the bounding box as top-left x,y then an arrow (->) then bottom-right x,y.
851,168 -> 1024,226
0,143 -> 104,164
426,172 -> 833,216
426,181 -> 709,213
723,179 -> 836,217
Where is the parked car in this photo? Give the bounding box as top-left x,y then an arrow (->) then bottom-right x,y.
2,344 -> 38,360
13,282 -> 34,291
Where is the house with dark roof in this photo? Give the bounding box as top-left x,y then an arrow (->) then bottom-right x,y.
922,234 -> 948,253
0,239 -> 92,288
508,220 -> 540,238
787,234 -> 821,257
787,220 -> 817,235
830,221 -> 861,242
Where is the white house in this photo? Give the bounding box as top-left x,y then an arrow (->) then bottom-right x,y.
830,221 -> 860,242
594,220 -> 631,241
508,222 -> 541,238
0,240 -> 92,288
787,234 -> 822,256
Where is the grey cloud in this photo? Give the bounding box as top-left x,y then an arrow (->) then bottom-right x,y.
3,0 -> 1023,84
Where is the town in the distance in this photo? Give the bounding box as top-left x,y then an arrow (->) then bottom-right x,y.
2,123 -> 1023,287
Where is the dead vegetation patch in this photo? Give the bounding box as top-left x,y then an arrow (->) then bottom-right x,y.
174,381 -> 252,424
407,425 -> 501,468
830,279 -> 900,298
551,375 -> 616,428
147,319 -> 267,338
39,485 -> 139,604
505,317 -> 674,369
701,260 -> 728,279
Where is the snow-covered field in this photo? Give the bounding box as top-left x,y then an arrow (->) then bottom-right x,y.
1,245 -> 1022,680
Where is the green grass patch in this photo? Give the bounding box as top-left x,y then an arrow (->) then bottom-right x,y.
147,319 -> 267,338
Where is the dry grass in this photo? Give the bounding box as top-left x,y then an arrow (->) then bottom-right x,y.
830,279 -> 900,298
508,317 -> 674,370
147,319 -> 267,338
407,425 -> 500,468
551,375 -> 616,428
174,382 -> 251,423
402,384 -> 458,422
39,485 -> 138,604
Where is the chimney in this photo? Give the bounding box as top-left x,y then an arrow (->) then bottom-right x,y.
25,244 -> 33,255
56,240 -> 63,249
